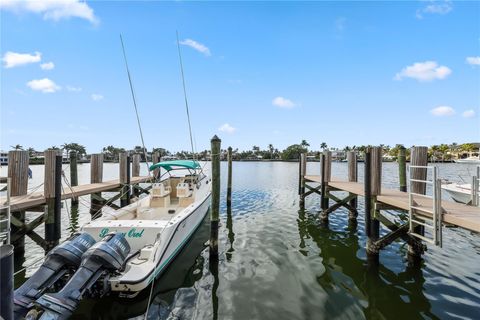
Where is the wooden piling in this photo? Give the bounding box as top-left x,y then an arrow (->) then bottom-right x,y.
152,152 -> 160,180
321,151 -> 331,212
347,151 -> 358,219
398,146 -> 407,192
8,150 -> 29,254
90,153 -> 103,214
69,151 -> 78,205
409,146 -> 428,260
227,147 -> 233,207
119,152 -> 130,207
210,135 -> 221,255
132,154 -> 140,197
366,147 -> 381,259
44,152 -> 62,250
299,153 -> 306,206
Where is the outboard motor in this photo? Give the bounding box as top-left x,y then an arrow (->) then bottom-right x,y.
34,233 -> 131,320
14,232 -> 96,319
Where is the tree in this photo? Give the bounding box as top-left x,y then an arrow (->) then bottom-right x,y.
320,142 -> 328,151
10,144 -> 23,150
62,143 -> 87,158
281,144 -> 308,160
301,140 -> 310,148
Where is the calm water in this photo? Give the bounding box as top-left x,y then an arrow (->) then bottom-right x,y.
4,161 -> 480,319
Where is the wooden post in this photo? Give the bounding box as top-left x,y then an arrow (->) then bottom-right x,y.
227,147 -> 233,207
321,151 -> 331,212
152,152 -> 160,180
409,146 -> 428,260
320,154 -> 327,211
364,148 -> 378,263
69,151 -> 78,205
299,153 -> 306,206
132,154 -> 140,197
44,152 -> 62,250
8,151 -> 29,254
398,146 -> 407,192
347,151 -> 358,219
90,153 -> 103,215
210,135 -> 221,255
370,147 -> 382,197
119,152 -> 130,207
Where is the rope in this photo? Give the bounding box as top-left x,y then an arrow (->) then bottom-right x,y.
119,34 -> 151,176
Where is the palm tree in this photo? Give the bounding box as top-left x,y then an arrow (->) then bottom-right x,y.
301,140 -> 310,148
320,142 -> 328,151
10,144 -> 23,150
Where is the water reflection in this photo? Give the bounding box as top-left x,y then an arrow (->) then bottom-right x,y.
298,208 -> 437,319
67,202 -> 80,236
225,205 -> 235,262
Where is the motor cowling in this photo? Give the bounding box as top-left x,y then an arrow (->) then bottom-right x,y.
14,232 -> 96,319
34,233 -> 131,320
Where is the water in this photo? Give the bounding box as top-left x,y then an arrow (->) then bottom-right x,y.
4,161 -> 480,319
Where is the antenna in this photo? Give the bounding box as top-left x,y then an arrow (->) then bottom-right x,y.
119,34 -> 150,173
176,31 -> 196,160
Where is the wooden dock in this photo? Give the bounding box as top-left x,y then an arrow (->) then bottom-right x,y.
299,146 -> 480,264
305,176 -> 480,233
1,176 -> 152,211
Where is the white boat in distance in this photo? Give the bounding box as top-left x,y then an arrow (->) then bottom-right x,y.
16,160 -> 211,320
442,182 -> 478,204
454,156 -> 480,164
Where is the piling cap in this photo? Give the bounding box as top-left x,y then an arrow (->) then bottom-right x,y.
211,135 -> 221,142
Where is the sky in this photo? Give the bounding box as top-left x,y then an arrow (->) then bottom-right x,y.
1,0 -> 479,153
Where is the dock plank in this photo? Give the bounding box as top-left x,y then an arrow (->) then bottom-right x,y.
304,175 -> 480,233
1,176 -> 153,211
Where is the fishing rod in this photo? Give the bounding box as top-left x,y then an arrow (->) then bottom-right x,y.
176,30 -> 196,161
119,34 -> 151,174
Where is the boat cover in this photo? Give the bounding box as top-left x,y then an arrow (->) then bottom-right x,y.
149,160 -> 200,172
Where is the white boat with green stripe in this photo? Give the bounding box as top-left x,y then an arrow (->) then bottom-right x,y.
81,160 -> 211,294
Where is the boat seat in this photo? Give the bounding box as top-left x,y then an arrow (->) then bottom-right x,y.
150,183 -> 171,208
176,183 -> 193,198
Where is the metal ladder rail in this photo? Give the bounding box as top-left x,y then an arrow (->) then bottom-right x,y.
471,166 -> 480,207
408,166 -> 442,247
0,178 -> 11,245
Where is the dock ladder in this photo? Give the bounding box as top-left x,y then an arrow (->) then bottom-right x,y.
408,166 -> 442,247
0,178 -> 11,245
471,166 -> 480,207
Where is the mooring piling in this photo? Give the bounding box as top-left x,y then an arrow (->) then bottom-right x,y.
132,154 -> 140,197
90,153 -> 104,214
366,147 -> 382,259
347,151 -> 358,220
319,151 -> 332,221
398,146 -> 407,192
69,151 -> 78,205
408,146 -> 428,261
45,153 -> 62,251
119,152 -> 130,207
152,152 -> 160,179
210,135 -> 221,255
227,146 -> 233,208
299,153 -> 306,206
8,150 -> 29,255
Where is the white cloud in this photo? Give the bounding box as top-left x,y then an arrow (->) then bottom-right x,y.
91,93 -> 104,101
66,85 -> 82,92
430,105 -> 455,116
179,39 -> 211,56
2,51 -> 41,68
462,109 -> 476,118
466,56 -> 480,66
40,61 -> 55,70
0,0 -> 98,24
394,61 -> 451,82
26,78 -> 61,93
272,96 -> 296,109
416,0 -> 452,19
218,123 -> 236,134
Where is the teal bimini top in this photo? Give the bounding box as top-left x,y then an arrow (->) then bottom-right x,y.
149,160 -> 201,172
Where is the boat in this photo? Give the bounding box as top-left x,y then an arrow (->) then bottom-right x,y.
454,156 -> 480,164
441,181 -> 478,204
15,160 -> 211,319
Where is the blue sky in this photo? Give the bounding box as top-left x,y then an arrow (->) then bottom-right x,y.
1,0 -> 479,153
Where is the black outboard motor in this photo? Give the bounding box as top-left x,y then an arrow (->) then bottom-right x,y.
14,232 -> 96,319
34,232 -> 131,320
